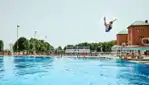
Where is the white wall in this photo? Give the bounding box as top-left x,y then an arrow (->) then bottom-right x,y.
65,49 -> 90,53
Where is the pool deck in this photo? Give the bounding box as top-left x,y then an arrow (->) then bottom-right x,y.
129,60 -> 149,64
129,57 -> 149,64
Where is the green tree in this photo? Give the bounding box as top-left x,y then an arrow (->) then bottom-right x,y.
63,45 -> 74,50
44,42 -> 54,53
76,42 -> 90,46
28,38 -> 35,53
55,46 -> 63,54
101,40 -> 116,52
0,40 -> 4,51
29,38 -> 43,53
13,37 -> 54,54
13,37 -> 28,52
40,40 -> 47,52
49,45 -> 54,53
23,39 -> 30,53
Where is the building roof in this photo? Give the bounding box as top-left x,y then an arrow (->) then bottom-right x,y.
117,29 -> 128,35
128,20 -> 149,28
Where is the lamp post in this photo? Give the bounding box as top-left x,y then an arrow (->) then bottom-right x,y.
34,31 -> 37,55
45,36 -> 48,55
45,36 -> 47,41
17,25 -> 20,55
34,31 -> 37,38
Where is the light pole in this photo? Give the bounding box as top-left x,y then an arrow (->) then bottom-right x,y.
34,31 -> 37,55
17,25 -> 20,55
34,31 -> 37,38
45,36 -> 48,55
45,36 -> 47,41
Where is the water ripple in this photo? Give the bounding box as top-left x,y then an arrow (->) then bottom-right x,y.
0,56 -> 149,85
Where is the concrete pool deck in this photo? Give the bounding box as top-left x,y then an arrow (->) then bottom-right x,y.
129,60 -> 149,64
129,57 -> 149,64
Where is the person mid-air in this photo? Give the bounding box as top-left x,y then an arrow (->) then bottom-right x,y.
104,17 -> 117,32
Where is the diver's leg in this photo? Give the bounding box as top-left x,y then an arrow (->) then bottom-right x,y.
104,17 -> 106,26
104,17 -> 108,30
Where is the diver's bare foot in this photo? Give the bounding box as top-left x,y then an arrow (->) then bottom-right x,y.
104,17 -> 106,20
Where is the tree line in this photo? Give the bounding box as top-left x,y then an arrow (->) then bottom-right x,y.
0,40 -> 4,51
0,38 -> 116,53
13,37 -> 54,54
63,40 -> 116,52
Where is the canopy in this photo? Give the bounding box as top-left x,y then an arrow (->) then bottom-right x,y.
122,47 -> 149,50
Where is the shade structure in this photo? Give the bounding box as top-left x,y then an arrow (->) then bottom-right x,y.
122,47 -> 149,50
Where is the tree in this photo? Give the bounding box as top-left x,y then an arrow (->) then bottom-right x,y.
55,46 -> 63,54
29,38 -> 54,53
28,38 -> 35,53
49,45 -> 54,53
44,42 -> 50,51
44,42 -> 54,53
63,45 -> 74,50
23,39 -> 30,53
40,40 -> 47,52
13,37 -> 54,54
76,42 -> 89,47
57,46 -> 62,51
13,37 -> 28,52
0,40 -> 4,51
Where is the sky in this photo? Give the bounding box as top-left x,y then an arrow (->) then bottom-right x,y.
0,0 -> 149,49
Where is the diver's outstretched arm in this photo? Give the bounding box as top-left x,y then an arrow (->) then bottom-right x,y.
109,19 -> 117,26
112,19 -> 117,23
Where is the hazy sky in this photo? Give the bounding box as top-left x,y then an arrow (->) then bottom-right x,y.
0,0 -> 149,49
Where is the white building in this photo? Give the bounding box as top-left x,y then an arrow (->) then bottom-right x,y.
65,46 -> 90,54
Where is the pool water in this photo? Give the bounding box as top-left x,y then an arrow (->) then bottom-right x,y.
0,56 -> 149,85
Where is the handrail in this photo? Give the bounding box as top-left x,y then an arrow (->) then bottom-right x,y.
141,38 -> 149,46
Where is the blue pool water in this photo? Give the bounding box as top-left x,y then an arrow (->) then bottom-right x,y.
0,56 -> 149,85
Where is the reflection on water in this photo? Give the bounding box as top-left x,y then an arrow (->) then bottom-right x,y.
0,56 -> 4,69
0,56 -> 4,79
13,56 -> 53,63
116,60 -> 149,85
13,56 -> 54,76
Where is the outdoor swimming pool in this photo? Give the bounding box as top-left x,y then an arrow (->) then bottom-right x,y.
0,56 -> 149,85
